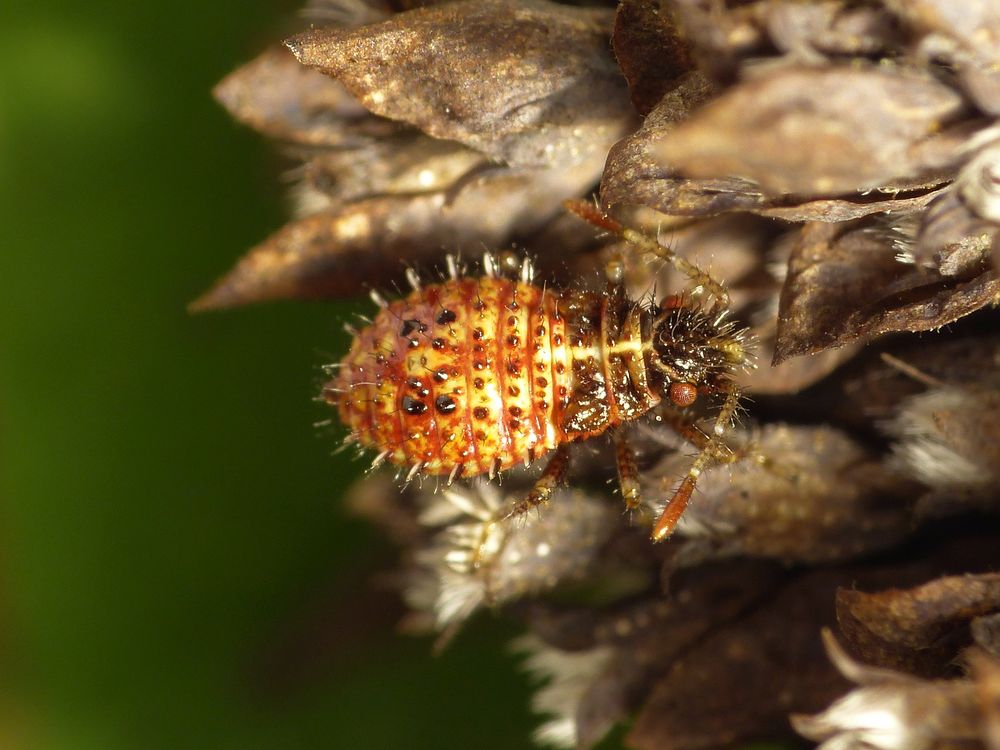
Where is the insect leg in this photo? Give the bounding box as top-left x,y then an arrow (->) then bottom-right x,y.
613,431 -> 642,511
564,200 -> 729,307
657,410 -> 736,463
504,444 -> 571,518
652,382 -> 742,541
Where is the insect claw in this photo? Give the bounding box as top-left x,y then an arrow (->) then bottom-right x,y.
343,322 -> 358,336
369,289 -> 388,308
447,463 -> 462,486
446,254 -> 459,281
483,253 -> 497,279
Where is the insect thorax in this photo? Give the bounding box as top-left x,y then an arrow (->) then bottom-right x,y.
558,290 -> 659,435
559,292 -> 751,435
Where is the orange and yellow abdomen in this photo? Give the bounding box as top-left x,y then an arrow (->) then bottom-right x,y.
329,277 -> 575,478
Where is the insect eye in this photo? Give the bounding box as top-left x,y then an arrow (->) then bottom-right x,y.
668,382 -> 698,407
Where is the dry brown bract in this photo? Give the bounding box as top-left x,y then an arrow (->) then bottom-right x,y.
208,1 -> 1000,747
775,218 -> 1000,363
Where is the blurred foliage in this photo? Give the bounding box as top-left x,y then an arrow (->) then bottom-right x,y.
0,1 -> 542,748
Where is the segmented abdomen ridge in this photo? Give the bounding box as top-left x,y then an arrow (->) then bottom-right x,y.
330,277 -> 575,477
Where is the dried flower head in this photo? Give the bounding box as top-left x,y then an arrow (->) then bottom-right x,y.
887,380 -> 1000,517
513,635 -> 617,749
794,631 -> 998,750
207,1 -> 1000,747
408,483 -> 616,633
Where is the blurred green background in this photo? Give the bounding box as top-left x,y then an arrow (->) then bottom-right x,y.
0,1 -> 541,747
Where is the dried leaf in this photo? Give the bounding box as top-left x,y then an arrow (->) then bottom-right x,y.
627,569 -> 850,750
970,649 -> 1000,750
629,528 -> 1000,750
655,65 -> 967,197
302,0 -> 393,27
287,0 -> 635,169
962,66 -> 1000,117
193,196 -> 437,308
956,140 -> 1000,224
193,159 -> 599,309
213,46 -> 391,146
763,0 -> 899,59
915,186 -> 1000,275
773,219 -> 1000,365
973,613 -> 1000,659
919,141 -> 1000,278
600,72 -> 768,215
757,185 -> 949,223
612,0 -> 694,116
887,0 -> 1000,114
889,0 -> 1000,64
577,560 -> 786,748
671,0 -> 899,78
837,573 -> 1000,677
649,425 -> 917,566
299,133 -> 486,209
524,560 -> 787,748
667,0 -> 763,81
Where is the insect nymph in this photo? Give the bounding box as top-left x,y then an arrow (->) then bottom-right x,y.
324,204 -> 753,541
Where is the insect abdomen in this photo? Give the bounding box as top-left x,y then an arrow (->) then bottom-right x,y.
329,277 -> 574,477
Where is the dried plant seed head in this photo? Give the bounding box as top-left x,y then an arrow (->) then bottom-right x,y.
512,634 -> 617,749
886,382 -> 1000,518
645,424 -> 917,566
793,631 -> 991,750
206,2 -> 1000,747
411,483 -> 615,633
